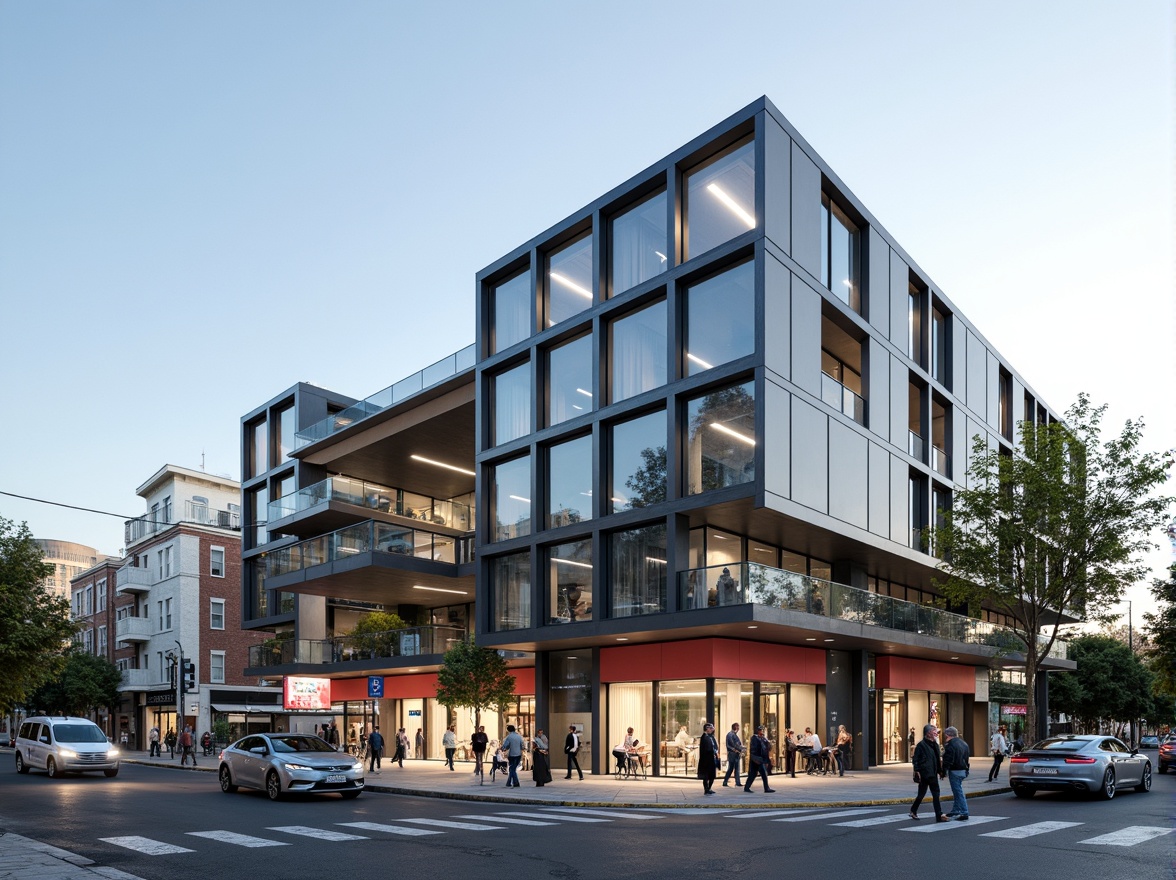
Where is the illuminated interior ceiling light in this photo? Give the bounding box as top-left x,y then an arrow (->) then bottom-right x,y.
410,454 -> 475,477
550,271 -> 592,299
654,251 -> 668,263
824,638 -> 834,642
413,585 -> 468,595
805,637 -> 817,641
553,557 -> 593,569
508,495 -> 531,504
611,496 -> 627,504
686,352 -> 714,370
710,422 -> 755,445
616,637 -> 629,641
747,625 -> 758,629
645,557 -> 666,565
706,182 -> 755,229
576,388 -> 593,397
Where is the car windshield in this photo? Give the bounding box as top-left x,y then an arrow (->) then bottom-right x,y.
52,724 -> 109,744
269,735 -> 335,753
1031,737 -> 1093,750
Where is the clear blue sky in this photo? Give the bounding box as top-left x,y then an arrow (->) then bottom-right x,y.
1,1 -> 1172,610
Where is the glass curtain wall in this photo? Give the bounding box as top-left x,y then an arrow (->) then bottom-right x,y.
547,435 -> 592,529
550,651 -> 593,775
684,261 -> 754,376
684,139 -> 756,260
685,380 -> 756,495
548,539 -> 593,624
611,190 -> 667,296
546,234 -> 593,327
607,682 -> 652,772
714,679 -> 753,774
547,335 -> 593,426
659,680 -> 707,776
610,410 -> 666,512
493,271 -> 532,354
610,299 -> 667,403
492,552 -> 531,631
610,523 -> 667,617
492,455 -> 531,541
493,362 -> 531,446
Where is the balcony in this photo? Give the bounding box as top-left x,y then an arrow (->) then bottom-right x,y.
269,476 -> 474,532
266,519 -> 475,579
908,431 -> 925,461
932,445 -> 950,478
119,668 -> 166,689
678,562 -> 1068,660
183,500 -> 241,530
296,344 -> 476,449
247,625 -> 465,668
115,616 -> 154,643
821,372 -> 865,424
125,511 -> 168,546
116,565 -> 153,595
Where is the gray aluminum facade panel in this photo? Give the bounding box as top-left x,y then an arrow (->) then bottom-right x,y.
952,317 -> 968,408
866,227 -> 889,338
764,252 -> 791,381
763,116 -> 791,257
763,376 -> 791,502
889,454 -> 908,543
868,440 -> 891,537
888,249 -> 908,349
866,336 -> 890,442
791,396 -> 828,513
790,274 -> 822,397
828,419 -> 869,530
986,350 -> 1000,433
789,141 -> 821,279
1012,376 -> 1026,447
965,417 -> 988,488
889,352 -> 908,453
967,329 -> 987,423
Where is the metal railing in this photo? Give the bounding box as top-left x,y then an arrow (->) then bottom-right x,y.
931,445 -> 950,478
119,668 -> 165,689
908,431 -> 925,461
247,625 -> 466,667
183,500 -> 241,530
821,372 -> 865,424
268,475 -> 474,531
295,344 -> 476,448
678,562 -> 1068,659
265,518 -> 475,578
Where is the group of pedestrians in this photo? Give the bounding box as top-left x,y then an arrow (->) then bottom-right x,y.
909,723 -> 973,821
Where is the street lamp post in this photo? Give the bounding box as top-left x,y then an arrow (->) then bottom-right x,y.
175,640 -> 185,727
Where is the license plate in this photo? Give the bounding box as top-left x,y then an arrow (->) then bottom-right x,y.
1033,768 -> 1058,775
325,774 -> 346,783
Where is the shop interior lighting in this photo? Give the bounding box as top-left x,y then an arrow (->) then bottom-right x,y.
686,352 -> 714,370
710,422 -> 755,445
411,454 -> 475,476
553,557 -> 593,569
508,494 -> 531,504
706,182 -> 755,229
412,585 -> 468,595
550,271 -> 592,299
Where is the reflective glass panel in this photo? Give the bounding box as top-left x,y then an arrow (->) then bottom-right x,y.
549,538 -> 593,624
685,261 -> 754,376
685,139 -> 755,260
493,362 -> 531,446
277,405 -> 295,462
548,334 -> 593,426
546,234 -> 593,327
685,380 -> 756,495
493,552 -> 531,631
610,410 -> 666,513
493,271 -> 532,353
548,434 -> 592,529
248,419 -> 267,478
611,190 -> 667,296
492,455 -> 531,542
610,299 -> 666,403
611,522 -> 667,617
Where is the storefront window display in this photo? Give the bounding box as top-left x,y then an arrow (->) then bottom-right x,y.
607,682 -> 652,773
550,651 -> 593,775
658,679 -> 707,776
714,679 -> 753,771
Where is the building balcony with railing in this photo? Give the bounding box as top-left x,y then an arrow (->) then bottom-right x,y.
119,668 -> 167,690
267,519 -> 475,579
247,624 -> 466,670
116,564 -> 153,594
931,444 -> 950,478
821,372 -> 865,424
115,615 -> 154,644
183,500 -> 241,530
268,475 -> 474,533
125,501 -> 240,546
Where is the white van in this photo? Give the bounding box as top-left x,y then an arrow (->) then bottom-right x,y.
14,716 -> 120,778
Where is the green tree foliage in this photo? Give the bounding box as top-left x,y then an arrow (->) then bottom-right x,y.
1144,563 -> 1176,711
1049,634 -> 1154,734
626,445 -> 667,507
434,638 -> 517,729
930,395 -> 1174,741
25,647 -> 124,717
346,611 -> 408,658
687,385 -> 755,493
0,517 -> 76,713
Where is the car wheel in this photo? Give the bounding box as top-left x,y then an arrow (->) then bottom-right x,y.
265,770 -> 283,801
340,790 -> 361,800
104,768 -> 119,778
1012,785 -> 1035,799
1098,767 -> 1116,800
1158,763 -> 1168,775
15,753 -> 28,774
46,757 -> 59,778
219,765 -> 238,793
1135,764 -> 1151,793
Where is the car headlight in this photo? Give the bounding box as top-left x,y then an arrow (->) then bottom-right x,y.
107,748 -> 120,757
58,749 -> 77,758
284,763 -> 312,771
352,763 -> 363,773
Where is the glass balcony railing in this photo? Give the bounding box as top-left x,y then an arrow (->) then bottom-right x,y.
932,445 -> 950,478
247,625 -> 466,668
295,344 -> 476,448
266,518 -> 475,579
268,476 -> 474,531
821,372 -> 865,424
908,431 -> 925,461
678,562 -> 1068,659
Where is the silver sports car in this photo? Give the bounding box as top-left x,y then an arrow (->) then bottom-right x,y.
218,733 -> 364,800
1009,734 -> 1151,800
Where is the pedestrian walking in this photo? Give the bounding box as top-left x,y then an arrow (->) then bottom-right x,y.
148,725 -> 160,757
909,723 -> 947,821
179,725 -> 197,766
835,724 -> 853,776
164,728 -> 176,759
367,727 -> 385,773
397,729 -> 409,767
502,725 -> 525,788
563,725 -> 583,780
987,725 -> 1009,782
442,725 -> 457,770
328,721 -> 340,748
470,724 -> 489,784
697,721 -> 721,795
415,727 -> 425,759
722,722 -> 744,787
743,724 -> 776,793
531,729 -> 552,787
942,726 -> 971,820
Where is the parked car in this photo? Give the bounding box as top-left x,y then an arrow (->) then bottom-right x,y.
1138,735 -> 1159,749
218,733 -> 363,801
1158,736 -> 1174,774
14,716 -> 120,778
1009,734 -> 1150,800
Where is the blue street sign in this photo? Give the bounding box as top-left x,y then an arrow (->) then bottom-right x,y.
368,676 -> 384,699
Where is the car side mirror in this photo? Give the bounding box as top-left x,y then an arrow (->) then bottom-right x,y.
250,746 -> 267,755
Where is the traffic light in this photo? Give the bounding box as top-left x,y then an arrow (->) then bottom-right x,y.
182,660 -> 196,693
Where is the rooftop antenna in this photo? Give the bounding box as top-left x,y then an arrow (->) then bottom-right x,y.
201,450 -> 205,471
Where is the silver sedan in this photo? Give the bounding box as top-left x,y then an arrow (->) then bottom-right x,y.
218,733 -> 364,801
1009,734 -> 1151,800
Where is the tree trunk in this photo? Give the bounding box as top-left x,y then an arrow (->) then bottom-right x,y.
1024,644 -> 1038,746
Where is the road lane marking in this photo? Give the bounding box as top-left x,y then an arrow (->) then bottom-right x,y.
726,809 -> 827,819
832,813 -> 914,828
337,822 -> 442,837
980,821 -> 1084,839
186,831 -> 288,848
901,815 -> 1006,832
266,826 -> 368,841
398,818 -> 506,831
538,808 -> 664,820
1078,826 -> 1175,847
773,808 -> 889,823
496,812 -> 611,822
99,837 -> 194,855
452,815 -> 559,826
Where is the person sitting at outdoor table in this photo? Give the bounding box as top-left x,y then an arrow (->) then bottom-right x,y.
629,738 -> 648,771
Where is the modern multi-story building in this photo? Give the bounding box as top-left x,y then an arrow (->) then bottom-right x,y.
69,557 -> 135,738
36,539 -> 112,600
242,96 -> 1073,773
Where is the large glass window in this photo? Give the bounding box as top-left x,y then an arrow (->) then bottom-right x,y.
611,190 -> 667,296
821,315 -> 865,424
276,405 -> 296,462
931,304 -> 949,386
685,139 -> 756,260
659,680 -> 706,775
610,410 -> 666,513
248,485 -> 268,546
547,335 -> 593,426
820,192 -> 861,313
548,435 -> 592,528
248,419 -> 267,478
549,538 -> 593,624
685,261 -> 754,376
610,300 -> 666,404
546,234 -> 593,328
493,362 -> 531,446
492,552 -> 531,631
493,271 -> 532,353
685,380 -> 756,496
611,522 -> 667,617
492,455 -> 532,542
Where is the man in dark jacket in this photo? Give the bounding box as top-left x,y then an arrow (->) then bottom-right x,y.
942,726 -> 971,820
909,724 -> 947,821
722,722 -> 744,787
367,727 -> 384,774
743,725 -> 775,793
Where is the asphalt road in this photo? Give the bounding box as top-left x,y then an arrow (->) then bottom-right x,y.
1,760 -> 1173,880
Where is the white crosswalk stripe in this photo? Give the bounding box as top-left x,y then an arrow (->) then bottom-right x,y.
267,825 -> 368,841
452,814 -> 559,826
496,811 -> 611,822
1078,826 -> 1175,847
901,815 -> 1006,833
187,830 -> 288,847
99,836 -> 194,855
338,822 -> 441,837
398,818 -> 505,831
538,808 -> 663,820
726,809 -> 826,819
773,808 -> 889,823
832,813 -> 914,828
980,821 -> 1084,839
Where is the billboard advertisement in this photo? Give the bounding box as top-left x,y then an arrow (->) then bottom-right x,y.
284,676 -> 331,711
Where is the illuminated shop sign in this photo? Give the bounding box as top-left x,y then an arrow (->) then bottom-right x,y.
284,676 -> 332,711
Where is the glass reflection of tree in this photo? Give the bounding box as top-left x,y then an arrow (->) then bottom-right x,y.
688,384 -> 754,493
625,446 -> 667,508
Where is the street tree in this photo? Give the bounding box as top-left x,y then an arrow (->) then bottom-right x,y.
0,517 -> 76,713
1143,562 -> 1176,715
435,638 -> 518,731
25,648 -> 123,718
931,394 -> 1174,742
345,611 -> 408,659
1048,634 -> 1154,735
